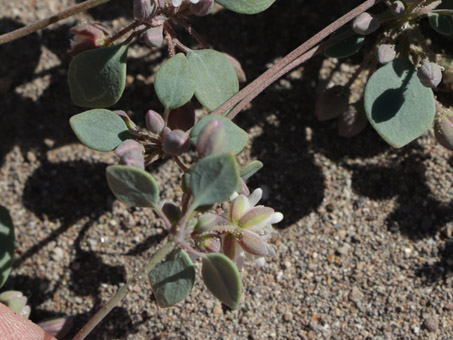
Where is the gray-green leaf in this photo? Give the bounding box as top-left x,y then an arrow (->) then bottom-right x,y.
190,115 -> 248,154
154,53 -> 195,109
148,249 -> 195,307
0,206 -> 14,289
364,59 -> 435,148
70,109 -> 129,152
202,253 -> 242,309
215,0 -> 275,14
240,160 -> 263,180
187,50 -> 239,111
68,44 -> 128,108
189,153 -> 240,208
106,165 -> 159,208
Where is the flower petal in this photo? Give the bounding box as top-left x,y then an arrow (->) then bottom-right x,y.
248,188 -> 263,207
229,194 -> 248,223
237,230 -> 269,256
239,206 -> 274,230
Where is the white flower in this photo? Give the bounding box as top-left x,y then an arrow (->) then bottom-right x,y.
220,188 -> 283,270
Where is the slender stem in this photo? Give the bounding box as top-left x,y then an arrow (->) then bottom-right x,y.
212,0 -> 382,118
173,16 -> 209,49
106,21 -> 143,45
0,0 -> 111,45
173,155 -> 188,171
72,241 -> 175,340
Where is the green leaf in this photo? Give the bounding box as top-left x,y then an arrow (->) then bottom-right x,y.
428,13 -> 453,36
240,160 -> 263,180
68,44 -> 128,108
70,109 -> 129,152
201,253 -> 242,309
364,59 -> 435,148
106,165 -> 159,208
215,0 -> 276,14
190,115 -> 248,154
189,153 -> 240,208
0,205 -> 15,289
324,26 -> 365,59
187,50 -> 239,111
154,53 -> 195,109
148,249 -> 195,307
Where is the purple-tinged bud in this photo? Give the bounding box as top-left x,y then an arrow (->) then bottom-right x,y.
190,0 -> 214,16
134,0 -> 158,23
390,1 -> 405,16
115,140 -> 145,169
0,290 -> 29,317
145,110 -> 165,134
337,105 -> 368,138
417,61 -> 443,88
162,128 -> 190,156
38,317 -> 73,338
114,110 -> 136,129
224,54 -> 246,83
141,25 -> 164,48
161,200 -> 181,225
377,44 -> 396,64
237,230 -> 269,256
434,113 -> 453,151
352,13 -> 380,35
69,23 -> 109,57
194,213 -> 222,232
196,119 -> 226,158
315,86 -> 349,121
198,235 -> 221,253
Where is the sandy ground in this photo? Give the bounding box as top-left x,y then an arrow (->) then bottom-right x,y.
1,0 -> 453,339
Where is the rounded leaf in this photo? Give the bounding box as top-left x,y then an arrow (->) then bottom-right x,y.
187,49 -> 239,111
190,115 -> 248,154
70,109 -> 129,152
106,165 -> 159,208
0,206 -> 14,289
325,26 -> 365,59
189,153 -> 240,208
148,249 -> 195,307
154,53 -> 195,109
364,59 -> 435,148
215,0 -> 275,14
429,13 -> 453,36
68,44 -> 128,108
201,253 -> 242,309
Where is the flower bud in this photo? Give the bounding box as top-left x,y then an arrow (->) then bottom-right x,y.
145,110 -> 165,134
69,23 -> 109,57
190,0 -> 214,16
352,13 -> 380,35
196,119 -> 226,158
377,44 -> 396,64
418,61 -> 443,88
38,317 -> 73,338
114,110 -> 136,129
141,25 -> 164,48
133,0 -> 158,23
434,113 -> 453,151
0,290 -> 30,317
224,54 -> 246,83
198,234 -> 221,253
194,213 -> 222,232
315,86 -> 349,121
162,128 -> 190,156
115,140 -> 145,169
390,1 -> 405,16
160,200 -> 181,225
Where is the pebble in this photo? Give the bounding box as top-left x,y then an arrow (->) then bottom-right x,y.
423,315 -> 439,333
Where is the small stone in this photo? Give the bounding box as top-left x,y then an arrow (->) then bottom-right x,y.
349,286 -> 362,303
283,311 -> 293,321
423,315 -> 439,332
52,247 -> 64,261
336,245 -> 350,256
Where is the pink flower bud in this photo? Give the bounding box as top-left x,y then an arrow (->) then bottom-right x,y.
133,0 -> 158,23
115,140 -> 145,169
141,25 -> 164,48
377,44 -> 396,64
434,113 -> 453,151
145,109 -> 165,134
417,61 -> 443,88
352,13 -> 380,35
194,213 -> 222,232
69,23 -> 109,56
162,128 -> 190,156
196,119 -> 226,158
224,54 -> 246,83
198,235 -> 221,253
114,110 -> 136,129
190,0 -> 214,16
